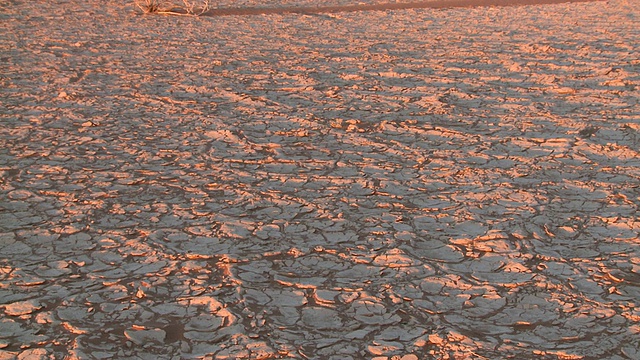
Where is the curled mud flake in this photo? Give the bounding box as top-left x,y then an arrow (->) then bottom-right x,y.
124,327 -> 166,346
4,300 -> 42,316
372,249 -> 417,268
301,307 -> 343,330
62,322 -> 89,335
185,314 -> 224,332
7,190 -> 34,200
368,341 -> 402,356
16,348 -> 50,360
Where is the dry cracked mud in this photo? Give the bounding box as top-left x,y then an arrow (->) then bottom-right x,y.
1,0 -> 639,359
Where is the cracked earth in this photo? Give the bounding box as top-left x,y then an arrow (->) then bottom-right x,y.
1,0 -> 639,359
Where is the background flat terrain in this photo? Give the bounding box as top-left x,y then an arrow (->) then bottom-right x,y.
1,0 -> 639,358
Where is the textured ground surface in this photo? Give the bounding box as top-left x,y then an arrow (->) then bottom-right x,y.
1,0 -> 639,359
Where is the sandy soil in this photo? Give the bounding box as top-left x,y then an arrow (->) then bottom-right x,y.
1,0 -> 639,359
168,0 -> 601,16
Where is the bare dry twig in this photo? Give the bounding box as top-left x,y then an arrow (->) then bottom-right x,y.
134,0 -> 210,16
134,0 -> 162,14
182,0 -> 210,15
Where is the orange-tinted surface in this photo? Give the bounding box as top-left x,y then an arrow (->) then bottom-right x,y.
1,0 -> 638,358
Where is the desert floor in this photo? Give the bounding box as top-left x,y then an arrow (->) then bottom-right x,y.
1,0 -> 639,359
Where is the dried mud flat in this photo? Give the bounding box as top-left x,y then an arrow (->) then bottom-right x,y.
1,0 -> 639,359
